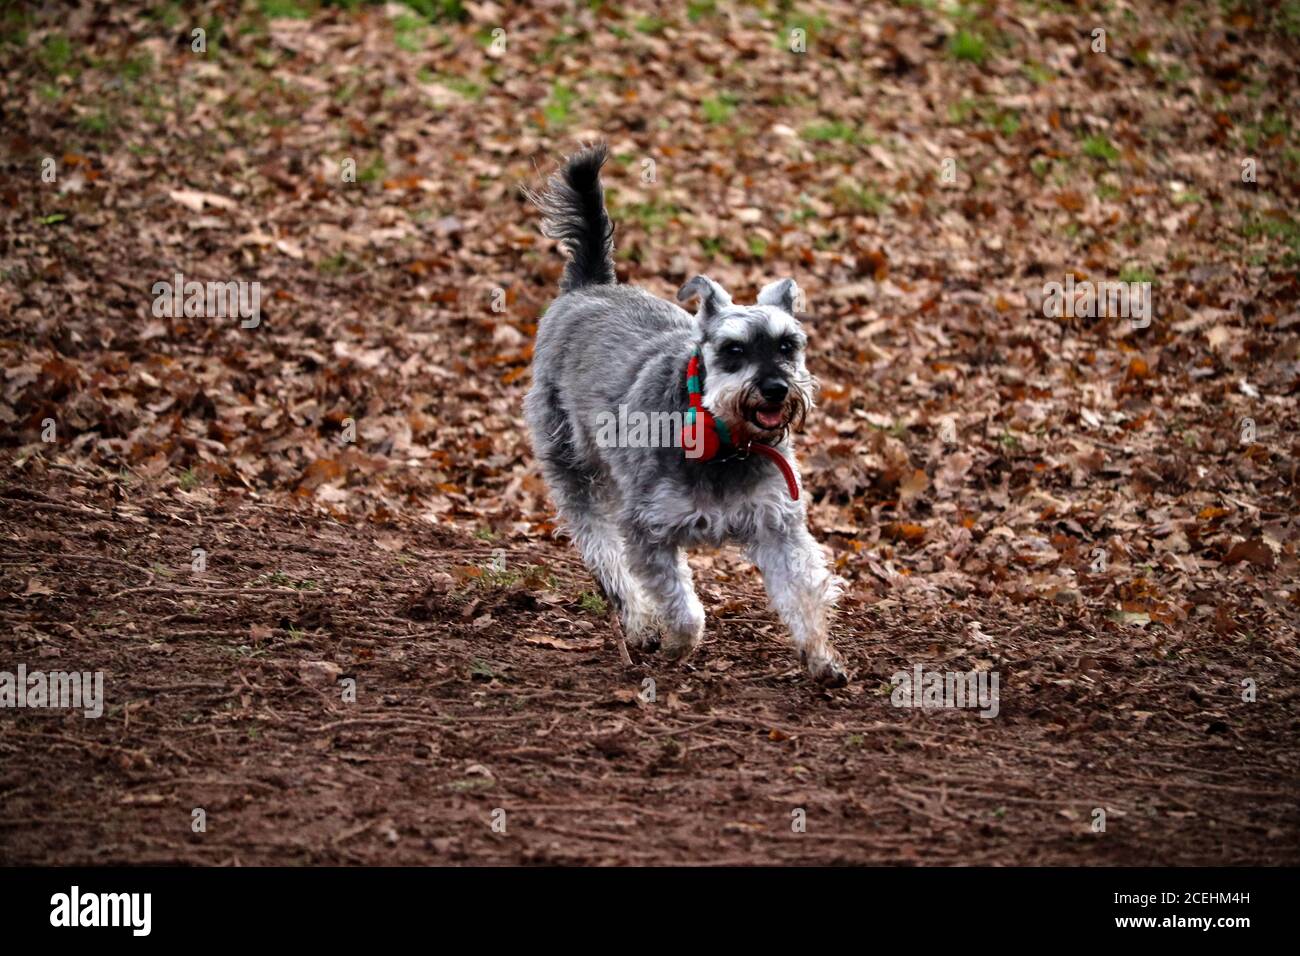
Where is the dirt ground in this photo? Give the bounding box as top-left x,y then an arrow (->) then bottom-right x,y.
1,470 -> 1296,865
1,1 -> 1299,864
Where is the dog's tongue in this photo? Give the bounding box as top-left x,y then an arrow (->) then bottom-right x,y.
755,408 -> 784,429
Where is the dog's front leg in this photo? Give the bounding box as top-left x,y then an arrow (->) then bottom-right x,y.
624,536 -> 704,661
748,524 -> 847,686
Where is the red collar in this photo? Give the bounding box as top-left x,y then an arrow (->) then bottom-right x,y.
683,348 -> 799,501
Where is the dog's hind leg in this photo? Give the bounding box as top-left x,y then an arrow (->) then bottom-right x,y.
623,537 -> 704,662
535,455 -> 661,650
526,378 -> 659,649
572,507 -> 662,651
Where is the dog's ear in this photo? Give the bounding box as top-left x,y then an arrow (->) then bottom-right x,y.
757,278 -> 801,315
677,275 -> 732,321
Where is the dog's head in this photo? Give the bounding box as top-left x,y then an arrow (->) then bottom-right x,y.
677,275 -> 814,442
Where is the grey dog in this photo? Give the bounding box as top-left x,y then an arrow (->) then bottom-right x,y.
524,145 -> 847,686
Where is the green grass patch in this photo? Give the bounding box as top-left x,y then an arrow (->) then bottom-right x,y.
781,11 -> 830,44
991,109 -> 1020,137
114,52 -> 154,81
393,12 -> 425,51
39,33 -> 73,75
357,155 -> 387,183
1118,263 -> 1156,284
831,181 -> 889,215
77,109 -> 115,135
536,25 -> 585,63
398,0 -> 467,21
1022,60 -> 1054,85
1241,112 -> 1291,152
1222,0 -> 1300,39
791,201 -> 818,224
948,98 -> 1019,137
317,252 -> 353,275
948,98 -> 977,124
542,82 -> 576,126
1240,212 -> 1300,265
578,591 -> 607,614
687,0 -> 717,22
634,15 -> 668,34
1162,62 -> 1187,86
801,121 -> 876,145
252,570 -> 320,590
259,0 -> 311,19
1277,0 -> 1300,38
0,5 -> 32,46
701,92 -> 739,124
610,196 -> 681,231
1081,134 -> 1119,164
948,30 -> 987,64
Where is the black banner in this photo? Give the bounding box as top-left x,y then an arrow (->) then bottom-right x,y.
0,866 -> 1285,943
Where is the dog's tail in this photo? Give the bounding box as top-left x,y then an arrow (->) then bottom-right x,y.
528,144 -> 615,293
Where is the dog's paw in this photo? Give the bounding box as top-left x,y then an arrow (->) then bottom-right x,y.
623,620 -> 661,653
660,602 -> 704,661
620,601 -> 662,652
802,649 -> 848,687
660,636 -> 699,662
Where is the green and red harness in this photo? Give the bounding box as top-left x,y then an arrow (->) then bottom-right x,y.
683,347 -> 800,501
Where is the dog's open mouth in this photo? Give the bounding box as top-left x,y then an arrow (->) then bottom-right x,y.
750,404 -> 786,431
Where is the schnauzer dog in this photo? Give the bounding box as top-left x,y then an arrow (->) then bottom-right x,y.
524,145 -> 847,686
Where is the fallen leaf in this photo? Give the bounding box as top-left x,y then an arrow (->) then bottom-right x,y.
1224,538 -> 1277,570
523,634 -> 603,651
167,188 -> 237,212
299,660 -> 342,684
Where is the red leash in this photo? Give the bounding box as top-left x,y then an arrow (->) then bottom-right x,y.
748,441 -> 800,501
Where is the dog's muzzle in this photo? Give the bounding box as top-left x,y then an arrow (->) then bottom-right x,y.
742,377 -> 807,435
753,378 -> 789,429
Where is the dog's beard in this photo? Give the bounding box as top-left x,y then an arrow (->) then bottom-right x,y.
705,374 -> 813,442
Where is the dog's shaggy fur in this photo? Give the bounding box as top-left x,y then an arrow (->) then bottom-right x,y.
525,145 -> 847,685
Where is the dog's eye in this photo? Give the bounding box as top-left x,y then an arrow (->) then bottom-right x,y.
722,343 -> 745,358
779,339 -> 798,356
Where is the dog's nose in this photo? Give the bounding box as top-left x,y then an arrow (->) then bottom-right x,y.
759,378 -> 788,403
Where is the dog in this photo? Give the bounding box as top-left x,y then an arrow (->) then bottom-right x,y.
524,145 -> 847,686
